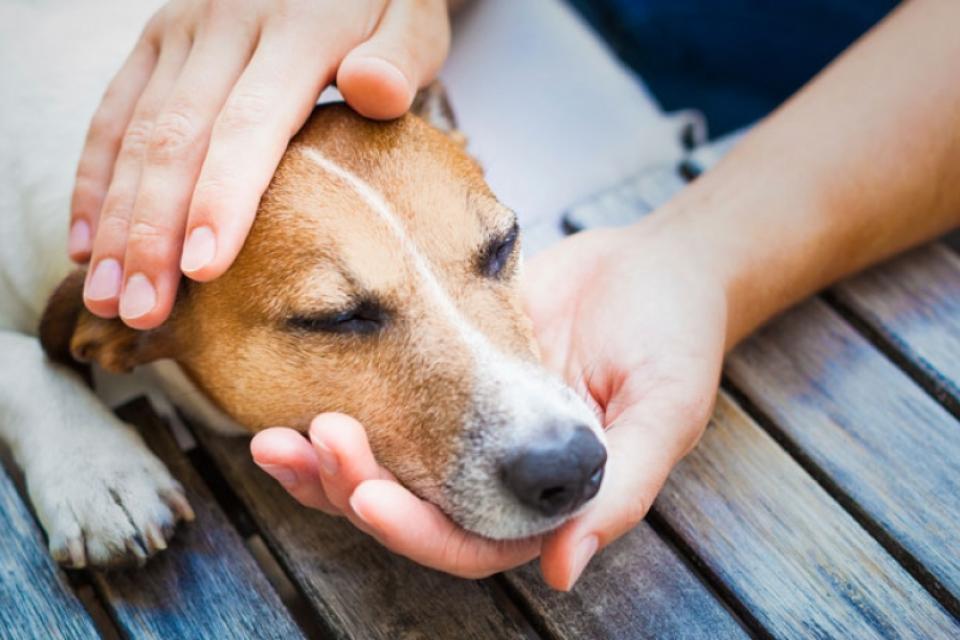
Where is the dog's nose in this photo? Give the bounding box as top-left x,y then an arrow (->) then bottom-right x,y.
501,426 -> 606,517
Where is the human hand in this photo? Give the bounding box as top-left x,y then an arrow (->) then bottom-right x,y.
251,414 -> 542,578
251,215 -> 729,589
71,0 -> 451,329
521,219 -> 727,588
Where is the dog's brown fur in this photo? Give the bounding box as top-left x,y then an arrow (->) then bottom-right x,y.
41,95 -> 536,492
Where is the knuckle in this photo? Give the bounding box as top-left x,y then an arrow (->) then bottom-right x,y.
121,120 -> 154,155
100,191 -> 134,221
97,208 -> 132,239
219,87 -> 272,131
127,219 -> 177,246
147,109 -> 198,163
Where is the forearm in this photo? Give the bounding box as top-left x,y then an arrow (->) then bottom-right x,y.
652,0 -> 960,349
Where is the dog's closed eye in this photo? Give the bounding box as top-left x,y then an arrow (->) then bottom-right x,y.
287,299 -> 387,336
479,221 -> 519,279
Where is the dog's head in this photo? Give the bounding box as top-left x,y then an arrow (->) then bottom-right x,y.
41,86 -> 606,539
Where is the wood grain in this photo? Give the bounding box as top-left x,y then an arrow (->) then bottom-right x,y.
505,522 -> 749,640
829,243 -> 960,409
197,429 -> 536,640
0,463 -> 99,640
655,391 -> 960,639
726,298 -> 960,611
93,401 -> 304,640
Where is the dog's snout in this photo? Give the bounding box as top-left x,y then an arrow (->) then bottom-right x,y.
501,425 -> 606,517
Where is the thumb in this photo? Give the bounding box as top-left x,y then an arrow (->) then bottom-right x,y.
338,0 -> 451,119
540,402 -> 702,590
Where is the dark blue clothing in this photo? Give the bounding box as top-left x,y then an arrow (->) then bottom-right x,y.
567,0 -> 898,136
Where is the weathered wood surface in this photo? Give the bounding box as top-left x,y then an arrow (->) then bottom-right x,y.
197,429 -> 535,640
655,392 -> 960,639
6,249 -> 960,639
505,522 -> 749,640
726,298 -> 960,613
829,243 -> 960,410
0,463 -> 99,640
95,401 -> 304,640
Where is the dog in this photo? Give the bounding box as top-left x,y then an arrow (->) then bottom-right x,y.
0,1 -> 606,570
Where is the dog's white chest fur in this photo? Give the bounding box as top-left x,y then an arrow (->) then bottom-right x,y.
0,1 -> 163,334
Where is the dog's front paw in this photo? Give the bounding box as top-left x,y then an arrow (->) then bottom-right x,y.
27,429 -> 195,570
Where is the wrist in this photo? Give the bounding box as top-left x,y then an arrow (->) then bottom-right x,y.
637,177 -> 827,351
613,210 -> 734,345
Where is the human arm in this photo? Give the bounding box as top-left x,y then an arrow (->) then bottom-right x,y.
669,0 -> 960,347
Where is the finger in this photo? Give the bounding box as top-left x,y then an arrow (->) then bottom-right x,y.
181,17 -> 365,283
70,26 -> 160,262
350,479 -> 541,578
539,402 -> 704,591
307,413 -> 392,513
118,23 -> 257,328
338,0 -> 451,119
83,33 -> 191,318
251,428 -> 339,515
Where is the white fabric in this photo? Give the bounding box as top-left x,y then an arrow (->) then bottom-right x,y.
441,0 -> 691,250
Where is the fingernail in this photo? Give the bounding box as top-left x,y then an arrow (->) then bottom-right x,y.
181,226 -> 216,273
256,462 -> 297,488
567,535 -> 598,590
314,440 -> 339,476
68,220 -> 91,257
119,272 -> 157,319
86,258 -> 122,300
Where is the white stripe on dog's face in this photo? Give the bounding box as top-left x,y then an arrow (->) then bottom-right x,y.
170,108 -> 604,541
298,146 -> 478,347
297,145 -> 603,538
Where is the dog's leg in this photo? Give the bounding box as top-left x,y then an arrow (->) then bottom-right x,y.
0,331 -> 193,569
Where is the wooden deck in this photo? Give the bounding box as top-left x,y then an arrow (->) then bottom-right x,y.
3,237 -> 960,639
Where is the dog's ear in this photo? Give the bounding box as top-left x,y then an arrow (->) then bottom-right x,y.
39,270 -> 173,374
411,81 -> 465,144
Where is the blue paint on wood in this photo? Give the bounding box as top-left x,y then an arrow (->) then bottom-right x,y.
0,463 -> 99,640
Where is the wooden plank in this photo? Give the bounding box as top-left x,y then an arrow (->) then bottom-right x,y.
829,243 -> 960,408
0,462 -> 100,640
93,401 -> 304,640
944,229 -> 960,254
505,522 -> 750,639
655,391 -> 960,639
197,429 -> 536,640
726,298 -> 960,612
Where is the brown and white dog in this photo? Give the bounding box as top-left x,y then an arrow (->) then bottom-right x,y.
0,2 -> 605,569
